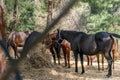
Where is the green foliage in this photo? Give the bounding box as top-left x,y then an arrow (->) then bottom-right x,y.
81,0 -> 120,14
5,0 -> 48,32
5,0 -> 120,34
80,0 -> 120,33
17,1 -> 35,31
5,0 -> 14,14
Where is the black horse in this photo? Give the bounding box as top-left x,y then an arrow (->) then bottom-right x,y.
55,29 -> 120,77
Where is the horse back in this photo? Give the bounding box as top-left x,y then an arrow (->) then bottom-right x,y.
61,39 -> 71,50
78,34 -> 97,54
95,32 -> 114,52
8,31 -> 31,47
15,32 -> 28,46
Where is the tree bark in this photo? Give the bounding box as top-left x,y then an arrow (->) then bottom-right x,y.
0,0 -> 7,44
11,0 -> 18,31
47,0 -> 53,26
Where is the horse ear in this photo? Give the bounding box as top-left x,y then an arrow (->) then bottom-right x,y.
24,31 -> 31,35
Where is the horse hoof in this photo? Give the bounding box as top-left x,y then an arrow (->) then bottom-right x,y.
81,71 -> 85,74
81,72 -> 84,74
75,70 -> 78,73
106,74 -> 111,78
68,66 -> 70,68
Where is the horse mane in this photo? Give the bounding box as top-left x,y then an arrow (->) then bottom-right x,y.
61,30 -> 79,33
61,30 -> 87,38
57,29 -> 87,41
61,30 -> 86,35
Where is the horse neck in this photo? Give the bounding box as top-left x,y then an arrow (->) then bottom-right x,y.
61,31 -> 80,43
49,33 -> 56,40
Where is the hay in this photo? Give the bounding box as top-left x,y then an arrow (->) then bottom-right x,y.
19,43 -> 53,70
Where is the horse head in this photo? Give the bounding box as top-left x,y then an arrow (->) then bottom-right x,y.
56,29 -> 63,44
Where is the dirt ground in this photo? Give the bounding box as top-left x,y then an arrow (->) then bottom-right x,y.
20,55 -> 120,80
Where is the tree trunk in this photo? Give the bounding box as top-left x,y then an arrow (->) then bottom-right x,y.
0,0 -> 7,44
11,0 -> 18,31
47,0 -> 53,26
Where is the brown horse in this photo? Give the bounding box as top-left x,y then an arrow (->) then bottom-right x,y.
87,39 -> 119,70
44,33 -> 71,68
7,31 -> 31,59
60,39 -> 71,68
44,33 -> 61,65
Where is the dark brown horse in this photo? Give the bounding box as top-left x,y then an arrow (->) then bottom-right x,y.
43,33 -> 61,65
7,31 -> 31,59
56,29 -> 120,77
44,33 -> 71,68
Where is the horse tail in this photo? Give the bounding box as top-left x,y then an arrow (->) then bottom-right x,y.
110,33 -> 120,54
111,33 -> 120,38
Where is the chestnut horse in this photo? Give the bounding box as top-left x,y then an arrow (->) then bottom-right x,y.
87,39 -> 119,70
60,39 -> 71,68
7,31 -> 31,59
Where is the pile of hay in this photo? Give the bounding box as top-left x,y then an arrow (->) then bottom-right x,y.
19,43 -> 53,70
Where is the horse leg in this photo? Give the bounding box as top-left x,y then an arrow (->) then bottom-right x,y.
79,53 -> 85,74
67,50 -> 70,68
64,52 -> 67,67
96,54 -> 100,71
102,54 -> 104,70
15,47 -> 18,59
112,50 -> 115,69
73,50 -> 78,72
64,51 -> 67,67
104,52 -> 112,77
86,55 -> 89,66
50,47 -> 56,64
55,46 -> 61,65
90,56 -> 92,66
12,45 -> 18,59
62,47 -> 67,67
